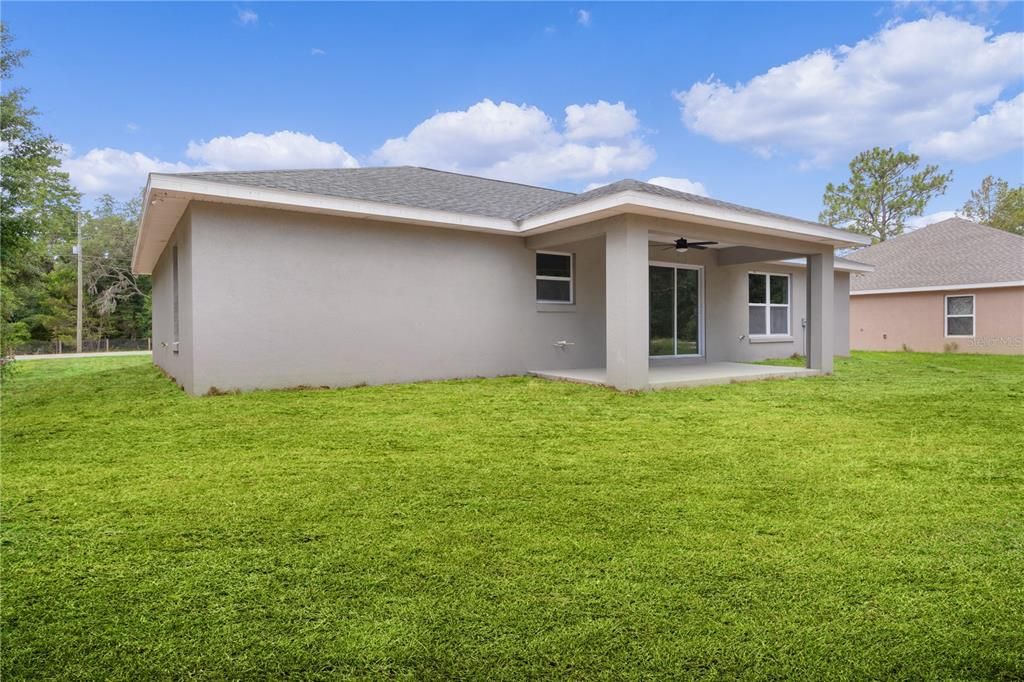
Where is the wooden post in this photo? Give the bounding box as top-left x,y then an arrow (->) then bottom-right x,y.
105,338 -> 110,353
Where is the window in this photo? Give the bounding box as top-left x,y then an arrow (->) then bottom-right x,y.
172,245 -> 180,343
748,273 -> 790,336
945,295 -> 974,337
536,252 -> 573,303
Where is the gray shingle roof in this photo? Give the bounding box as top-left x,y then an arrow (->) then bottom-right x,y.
518,179 -> 827,230
847,217 -> 1024,291
171,166 -> 829,229
175,167 -> 570,221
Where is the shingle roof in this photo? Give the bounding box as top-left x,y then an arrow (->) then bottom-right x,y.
847,217 -> 1024,291
518,179 -> 827,230
175,167 -> 570,221
172,166 -> 829,229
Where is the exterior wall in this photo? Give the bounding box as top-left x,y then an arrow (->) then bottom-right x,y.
648,247 -> 849,362
850,286 -> 1024,354
150,209 -> 195,392
150,202 -> 856,394
184,202 -> 606,394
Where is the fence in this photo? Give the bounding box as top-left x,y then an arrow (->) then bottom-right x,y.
14,338 -> 152,355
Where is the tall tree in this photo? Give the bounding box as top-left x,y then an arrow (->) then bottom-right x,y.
1,23 -> 80,370
960,176 -> 1024,236
819,147 -> 952,242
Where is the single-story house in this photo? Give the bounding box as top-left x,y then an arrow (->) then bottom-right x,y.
131,167 -> 872,394
847,217 -> 1023,354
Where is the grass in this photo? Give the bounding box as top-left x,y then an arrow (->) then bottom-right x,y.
3,352 -> 1023,680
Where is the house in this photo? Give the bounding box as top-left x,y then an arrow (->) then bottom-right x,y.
847,217 -> 1024,354
131,167 -> 872,394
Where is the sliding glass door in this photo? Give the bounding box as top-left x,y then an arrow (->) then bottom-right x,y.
649,264 -> 702,357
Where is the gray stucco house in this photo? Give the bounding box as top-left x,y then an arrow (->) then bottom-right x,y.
132,167 -> 871,395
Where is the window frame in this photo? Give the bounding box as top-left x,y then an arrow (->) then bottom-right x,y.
648,261 -> 705,358
944,294 -> 975,338
535,251 -> 574,305
747,271 -> 792,339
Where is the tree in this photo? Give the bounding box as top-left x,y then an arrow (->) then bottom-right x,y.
819,147 -> 952,242
960,176 -> 1024,236
1,23 -> 80,372
81,194 -> 151,337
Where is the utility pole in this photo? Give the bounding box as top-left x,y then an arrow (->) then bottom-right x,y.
75,212 -> 83,353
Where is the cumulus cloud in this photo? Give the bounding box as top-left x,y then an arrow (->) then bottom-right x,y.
564,100 -> 639,140
371,98 -> 654,184
311,47 -> 326,56
647,176 -> 709,197
186,131 -> 358,171
62,147 -> 193,197
675,15 -> 1023,164
577,9 -> 591,26
62,131 -> 358,199
911,92 -> 1024,161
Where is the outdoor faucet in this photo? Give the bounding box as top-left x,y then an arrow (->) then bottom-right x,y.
553,340 -> 575,350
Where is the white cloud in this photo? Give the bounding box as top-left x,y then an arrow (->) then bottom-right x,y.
311,48 -> 326,56
61,147 -> 193,198
236,8 -> 258,25
564,100 -> 638,140
62,131 -> 358,199
676,15 -> 1024,164
577,9 -> 591,26
186,131 -> 359,171
911,92 -> 1024,161
371,98 -> 654,184
647,176 -> 709,197
907,210 -> 957,229
125,122 -> 139,134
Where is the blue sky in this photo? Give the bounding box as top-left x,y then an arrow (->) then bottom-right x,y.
6,1 -> 1023,224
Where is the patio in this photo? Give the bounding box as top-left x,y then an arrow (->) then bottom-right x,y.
529,361 -> 821,390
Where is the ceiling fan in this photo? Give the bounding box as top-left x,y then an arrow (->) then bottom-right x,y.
660,238 -> 718,253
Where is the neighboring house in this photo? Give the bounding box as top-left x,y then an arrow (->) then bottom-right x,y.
132,167 -> 871,394
848,218 -> 1024,355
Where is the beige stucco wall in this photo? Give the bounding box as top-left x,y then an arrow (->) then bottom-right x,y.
151,209 -> 195,392
850,286 -> 1024,354
151,202 -> 853,393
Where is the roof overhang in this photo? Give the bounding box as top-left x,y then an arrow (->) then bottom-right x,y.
851,280 -> 1024,295
775,257 -> 875,274
132,174 -> 872,274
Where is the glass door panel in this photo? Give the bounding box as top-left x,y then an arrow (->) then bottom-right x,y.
649,266 -> 675,356
676,268 -> 700,356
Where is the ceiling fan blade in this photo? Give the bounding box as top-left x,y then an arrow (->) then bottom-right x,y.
690,245 -> 708,250
688,241 -> 718,247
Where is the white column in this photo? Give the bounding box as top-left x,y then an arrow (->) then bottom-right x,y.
806,250 -> 835,373
605,219 -> 649,390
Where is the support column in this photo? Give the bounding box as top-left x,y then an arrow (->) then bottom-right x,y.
806,250 -> 835,373
605,219 -> 649,390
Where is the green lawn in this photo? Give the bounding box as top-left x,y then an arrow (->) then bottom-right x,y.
3,352 -> 1023,680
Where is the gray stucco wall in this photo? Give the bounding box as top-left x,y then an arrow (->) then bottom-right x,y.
151,209 -> 195,393
182,202 -> 605,394
153,203 -> 852,394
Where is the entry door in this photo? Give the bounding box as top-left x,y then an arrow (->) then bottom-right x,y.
649,264 -> 702,357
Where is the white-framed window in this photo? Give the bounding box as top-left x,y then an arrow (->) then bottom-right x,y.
945,294 -> 975,337
536,251 -> 573,304
748,272 -> 790,337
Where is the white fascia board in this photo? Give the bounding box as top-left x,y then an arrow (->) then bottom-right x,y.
850,281 -> 1024,295
131,176 -> 154,273
775,257 -> 875,273
148,174 -> 519,232
520,190 -> 872,248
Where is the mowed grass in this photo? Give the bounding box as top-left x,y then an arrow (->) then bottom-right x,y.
3,353 -> 1023,680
